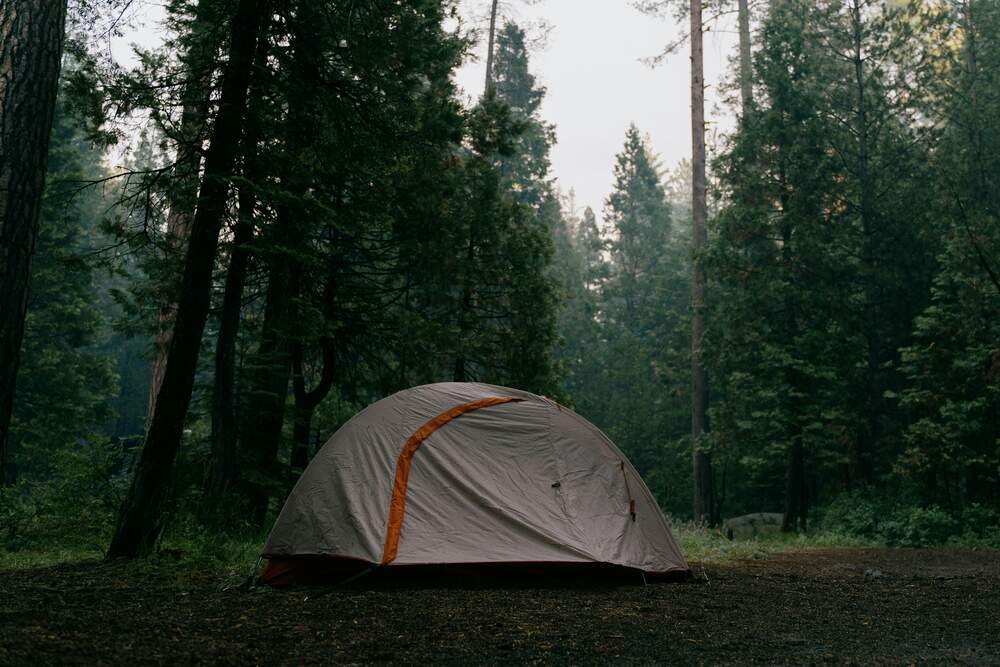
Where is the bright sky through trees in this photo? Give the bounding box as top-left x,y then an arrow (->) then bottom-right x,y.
113,0 -> 737,218
453,0 -> 738,217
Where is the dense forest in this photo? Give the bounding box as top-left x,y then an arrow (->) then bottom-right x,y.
1,0 -> 998,561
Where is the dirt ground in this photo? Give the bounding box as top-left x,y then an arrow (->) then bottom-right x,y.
2,548 -> 998,665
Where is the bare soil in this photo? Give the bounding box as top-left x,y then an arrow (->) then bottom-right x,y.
2,548 -> 998,665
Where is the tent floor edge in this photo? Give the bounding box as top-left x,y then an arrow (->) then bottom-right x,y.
259,556 -> 692,588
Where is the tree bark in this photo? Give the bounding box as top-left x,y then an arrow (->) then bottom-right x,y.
107,0 -> 266,559
483,0 -> 500,95
203,171 -> 255,510
0,0 -> 69,484
204,37 -> 269,514
737,0 -> 753,113
239,256 -> 297,520
238,0 -> 320,521
147,0 -> 224,427
781,434 -> 807,532
290,336 -> 336,469
690,0 -> 714,526
454,232 -> 476,382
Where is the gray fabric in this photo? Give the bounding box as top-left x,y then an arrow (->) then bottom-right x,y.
263,382 -> 688,574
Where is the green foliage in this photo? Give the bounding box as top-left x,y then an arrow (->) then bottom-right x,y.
554,126 -> 692,514
895,0 -> 1000,511
703,0 -> 946,518
818,494 -> 1000,548
1,439 -> 125,553
9,94 -> 120,480
0,482 -> 37,544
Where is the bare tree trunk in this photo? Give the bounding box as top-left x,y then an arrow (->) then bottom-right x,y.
204,173 -> 255,510
483,0 -> 500,95
290,336 -> 335,469
107,0 -> 266,559
690,0 -> 714,526
239,258 -> 297,520
0,0 -> 68,484
204,41 -> 268,514
146,0 -> 223,427
782,434 -> 807,532
238,0 -> 320,522
738,0 -> 753,113
454,233 -> 476,382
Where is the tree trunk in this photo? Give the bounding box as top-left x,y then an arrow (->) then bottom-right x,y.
203,173 -> 255,510
0,0 -> 68,484
239,259 -> 297,520
737,0 -> 752,113
203,39 -> 269,514
147,0 -> 224,427
107,0 -> 266,559
454,233 -> 476,382
483,0 -> 500,95
690,0 -> 714,526
290,336 -> 336,469
238,0 -> 320,522
781,433 -> 807,532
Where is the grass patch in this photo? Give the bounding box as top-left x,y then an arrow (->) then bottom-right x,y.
672,522 -> 883,565
1,525 -> 268,588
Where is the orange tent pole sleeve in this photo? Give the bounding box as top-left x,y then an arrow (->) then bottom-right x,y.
380,396 -> 522,565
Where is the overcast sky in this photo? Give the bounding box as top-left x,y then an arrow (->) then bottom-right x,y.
113,1 -> 740,219
454,1 -> 740,218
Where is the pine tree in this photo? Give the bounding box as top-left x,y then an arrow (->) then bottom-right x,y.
899,0 -> 1000,509
706,0 -> 941,524
8,96 -> 118,480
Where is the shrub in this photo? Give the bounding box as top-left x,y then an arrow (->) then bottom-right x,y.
0,481 -> 39,548
818,493 -> 1000,548
817,492 -> 884,539
881,505 -> 958,547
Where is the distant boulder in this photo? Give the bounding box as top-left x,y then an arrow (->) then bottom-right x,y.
722,512 -> 784,540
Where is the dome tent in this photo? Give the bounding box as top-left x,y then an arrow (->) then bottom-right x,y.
259,382 -> 688,584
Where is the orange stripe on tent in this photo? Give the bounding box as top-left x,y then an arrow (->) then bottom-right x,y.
380,396 -> 521,565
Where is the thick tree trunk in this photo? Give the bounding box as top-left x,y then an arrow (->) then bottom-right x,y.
238,1 -> 320,521
0,0 -> 68,484
738,0 -> 752,113
483,0 -> 500,95
107,0 -> 266,559
690,0 -> 714,526
147,0 -> 223,427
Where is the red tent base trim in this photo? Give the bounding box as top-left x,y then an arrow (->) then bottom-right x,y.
258,555 -> 692,587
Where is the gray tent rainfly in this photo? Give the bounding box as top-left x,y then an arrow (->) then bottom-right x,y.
260,382 -> 689,584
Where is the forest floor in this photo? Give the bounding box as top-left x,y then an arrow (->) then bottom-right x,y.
2,548 -> 998,665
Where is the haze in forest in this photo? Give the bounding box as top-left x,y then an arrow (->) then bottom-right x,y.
113,0 -> 738,215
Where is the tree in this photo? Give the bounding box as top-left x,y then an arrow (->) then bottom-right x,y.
232,0 -> 472,518
705,0 -> 941,526
146,0 -> 234,426
555,128 -> 692,513
0,0 -> 70,484
107,0 -> 268,558
8,94 -> 118,481
898,0 -> 1000,509
689,0 -> 714,526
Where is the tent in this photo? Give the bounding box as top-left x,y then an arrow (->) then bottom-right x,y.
259,382 -> 689,584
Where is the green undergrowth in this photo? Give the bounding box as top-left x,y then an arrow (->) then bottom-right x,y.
0,524 -> 268,588
671,522 -> 881,565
